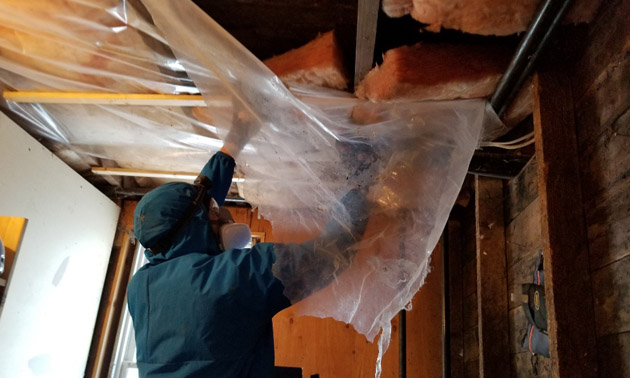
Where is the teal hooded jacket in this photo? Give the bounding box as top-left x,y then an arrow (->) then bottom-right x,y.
127,151 -> 291,378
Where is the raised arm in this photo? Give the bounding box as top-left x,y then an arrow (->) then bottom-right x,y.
199,151 -> 235,206
271,188 -> 371,303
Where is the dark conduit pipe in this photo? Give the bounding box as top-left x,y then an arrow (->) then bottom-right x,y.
490,0 -> 575,118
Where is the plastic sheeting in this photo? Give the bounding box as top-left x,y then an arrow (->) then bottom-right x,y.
0,0 -> 495,376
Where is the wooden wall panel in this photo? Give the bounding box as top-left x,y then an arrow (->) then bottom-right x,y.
580,108 -> 630,270
596,331 -> 630,378
407,244 -> 443,378
505,197 -> 542,311
591,256 -> 630,337
569,1 -> 630,378
504,155 -> 550,377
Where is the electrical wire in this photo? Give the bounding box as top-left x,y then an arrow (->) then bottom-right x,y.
481,131 -> 535,149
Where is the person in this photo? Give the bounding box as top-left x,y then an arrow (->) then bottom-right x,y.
127,142 -> 372,378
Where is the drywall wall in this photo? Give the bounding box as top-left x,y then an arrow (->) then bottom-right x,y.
0,112 -> 120,378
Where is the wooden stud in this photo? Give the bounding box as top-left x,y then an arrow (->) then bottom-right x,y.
533,69 -> 598,378
475,176 -> 510,378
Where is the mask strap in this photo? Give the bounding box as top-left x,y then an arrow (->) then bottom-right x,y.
150,175 -> 212,254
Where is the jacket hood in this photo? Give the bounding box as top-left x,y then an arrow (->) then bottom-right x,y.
134,182 -> 221,263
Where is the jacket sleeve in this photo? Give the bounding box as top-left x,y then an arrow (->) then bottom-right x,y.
271,189 -> 371,303
200,151 -> 236,206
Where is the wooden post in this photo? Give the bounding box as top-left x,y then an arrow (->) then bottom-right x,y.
475,176 -> 510,377
447,219 -> 465,378
533,69 -> 598,378
85,201 -> 138,378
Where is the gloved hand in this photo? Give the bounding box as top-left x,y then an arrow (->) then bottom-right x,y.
222,105 -> 261,158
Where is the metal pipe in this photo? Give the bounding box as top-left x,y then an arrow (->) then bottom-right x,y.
490,0 -> 574,118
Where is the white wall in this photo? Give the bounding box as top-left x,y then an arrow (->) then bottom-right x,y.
0,112 -> 120,378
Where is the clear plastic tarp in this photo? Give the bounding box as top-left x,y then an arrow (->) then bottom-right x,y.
0,0 -> 496,375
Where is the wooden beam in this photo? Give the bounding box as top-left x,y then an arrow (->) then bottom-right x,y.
533,69 -> 598,378
354,0 -> 379,88
1,91 -> 231,107
475,176 -> 510,378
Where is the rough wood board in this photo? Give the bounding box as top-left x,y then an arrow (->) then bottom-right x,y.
463,201 -> 478,266
463,291 -> 479,331
464,327 -> 480,363
508,307 -> 529,355
579,105 -> 630,202
596,331 -> 630,378
506,155 -> 539,223
585,178 -> 630,270
581,107 -> 630,269
533,71 -> 598,378
574,41 -> 630,152
506,197 -> 542,310
465,359 -> 480,378
476,176 -> 510,377
512,351 -> 552,378
572,0 -> 630,102
463,260 -> 477,297
592,256 -> 630,336
448,220 -> 465,378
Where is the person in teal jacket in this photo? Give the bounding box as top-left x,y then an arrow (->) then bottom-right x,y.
128,143 -> 371,377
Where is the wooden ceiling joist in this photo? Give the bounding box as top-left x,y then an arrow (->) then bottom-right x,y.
1,91 -> 230,107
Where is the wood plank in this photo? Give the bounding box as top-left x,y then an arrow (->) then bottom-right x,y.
579,107 -> 630,202
512,351 -> 552,378
464,327 -> 479,363
581,106 -> 630,269
505,155 -> 539,223
463,292 -> 478,330
572,0 -> 630,154
475,176 -> 510,377
465,360 -> 480,378
506,197 -> 542,310
462,192 -> 478,265
354,0 -> 379,88
596,331 -> 630,378
274,308 -> 401,378
463,260 -> 477,298
508,307 -> 529,355
407,244 -> 443,378
585,177 -> 630,269
571,0 -> 630,102
533,70 -> 598,378
448,220 -> 465,378
592,256 -> 630,336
